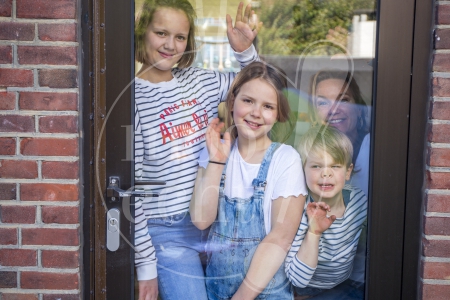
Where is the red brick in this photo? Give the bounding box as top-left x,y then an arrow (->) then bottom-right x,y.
42,206 -> 78,224
422,238 -> 450,257
42,161 -> 78,179
422,284 -> 450,300
0,137 -> 15,155
429,148 -> 450,167
0,160 -> 37,179
436,29 -> 450,50
16,0 -> 76,19
426,171 -> 450,189
39,23 -> 76,42
428,124 -> 450,143
0,69 -> 33,87
426,194 -> 450,213
20,183 -> 78,201
22,228 -> 78,246
0,249 -> 36,266
0,228 -> 17,245
39,116 -> 78,133
21,272 -> 78,290
433,53 -> 450,73
0,271 -> 17,288
18,46 -> 77,65
19,92 -> 77,111
20,138 -> 78,156
0,46 -> 12,64
424,216 -> 450,235
38,69 -> 77,88
0,0 -> 12,17
423,261 -> 450,279
0,115 -> 34,133
1,205 -> 36,224
0,92 -> 15,110
0,22 -> 34,41
437,4 -> 450,25
2,294 -> 38,300
41,250 -> 78,268
42,294 -> 78,300
0,183 -> 16,200
433,77 -> 450,97
431,101 -> 450,120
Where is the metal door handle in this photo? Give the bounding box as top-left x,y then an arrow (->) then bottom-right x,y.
106,176 -> 166,199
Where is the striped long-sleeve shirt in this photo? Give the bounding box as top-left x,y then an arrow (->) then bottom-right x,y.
285,185 -> 367,289
134,45 -> 259,280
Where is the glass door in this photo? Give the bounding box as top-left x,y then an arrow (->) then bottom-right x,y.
132,0 -> 375,299
86,0 -> 431,298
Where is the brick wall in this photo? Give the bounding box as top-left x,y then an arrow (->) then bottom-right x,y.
0,0 -> 80,299
422,1 -> 450,299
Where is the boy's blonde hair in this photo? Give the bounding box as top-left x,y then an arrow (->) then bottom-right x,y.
135,0 -> 197,68
298,125 -> 353,168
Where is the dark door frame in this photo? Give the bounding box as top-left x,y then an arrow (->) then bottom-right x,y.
366,0 -> 433,298
81,0 -> 435,299
81,0 -> 135,299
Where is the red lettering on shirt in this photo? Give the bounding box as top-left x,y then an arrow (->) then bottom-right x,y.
159,123 -> 173,144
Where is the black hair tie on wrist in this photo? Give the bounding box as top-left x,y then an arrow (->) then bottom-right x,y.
209,160 -> 226,165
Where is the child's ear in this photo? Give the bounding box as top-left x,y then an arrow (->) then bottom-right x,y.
346,163 -> 354,180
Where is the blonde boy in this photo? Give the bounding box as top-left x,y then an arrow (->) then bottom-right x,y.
285,125 -> 367,298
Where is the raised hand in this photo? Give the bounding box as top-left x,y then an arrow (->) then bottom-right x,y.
226,2 -> 263,53
306,202 -> 336,235
206,118 -> 231,164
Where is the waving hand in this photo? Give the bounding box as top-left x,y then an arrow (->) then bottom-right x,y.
226,2 -> 263,53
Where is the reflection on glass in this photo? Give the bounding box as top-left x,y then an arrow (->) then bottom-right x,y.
134,0 -> 376,299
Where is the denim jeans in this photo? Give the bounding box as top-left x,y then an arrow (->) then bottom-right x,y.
147,211 -> 209,300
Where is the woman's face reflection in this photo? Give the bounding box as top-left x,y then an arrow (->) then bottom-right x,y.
314,78 -> 361,143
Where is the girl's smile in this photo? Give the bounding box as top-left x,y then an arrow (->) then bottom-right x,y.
141,7 -> 190,82
232,78 -> 278,147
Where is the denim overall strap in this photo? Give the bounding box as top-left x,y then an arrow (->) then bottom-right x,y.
251,142 -> 281,190
206,141 -> 292,300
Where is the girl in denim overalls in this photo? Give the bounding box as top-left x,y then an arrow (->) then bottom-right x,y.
191,62 -> 308,300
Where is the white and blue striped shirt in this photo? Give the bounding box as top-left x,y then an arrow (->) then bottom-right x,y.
134,46 -> 258,280
285,185 -> 367,289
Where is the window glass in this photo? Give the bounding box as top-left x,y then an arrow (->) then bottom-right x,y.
134,0 -> 376,299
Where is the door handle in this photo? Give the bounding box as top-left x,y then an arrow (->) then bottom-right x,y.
106,176 -> 166,199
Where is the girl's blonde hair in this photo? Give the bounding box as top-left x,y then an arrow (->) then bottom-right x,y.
298,125 -> 353,168
135,0 -> 197,68
225,62 -> 290,141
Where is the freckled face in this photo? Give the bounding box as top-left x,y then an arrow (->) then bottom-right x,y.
144,7 -> 190,75
314,79 -> 361,142
232,78 -> 278,145
304,150 -> 353,203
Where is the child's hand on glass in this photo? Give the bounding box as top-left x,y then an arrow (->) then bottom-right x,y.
226,2 -> 263,53
306,202 -> 336,235
206,118 -> 231,164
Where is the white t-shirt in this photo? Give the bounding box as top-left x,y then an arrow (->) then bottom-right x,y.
199,143 -> 308,234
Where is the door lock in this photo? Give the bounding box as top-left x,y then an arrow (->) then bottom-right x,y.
108,218 -> 119,232
106,209 -> 120,251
